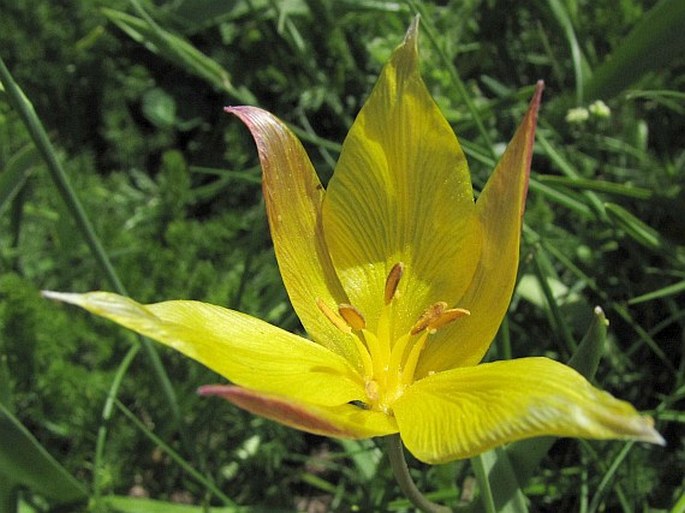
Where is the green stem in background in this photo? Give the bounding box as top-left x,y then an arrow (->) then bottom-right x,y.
386,434 -> 452,513
91,344 -> 139,501
470,455 -> 497,513
0,56 -> 124,294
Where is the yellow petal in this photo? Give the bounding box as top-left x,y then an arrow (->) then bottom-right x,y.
43,291 -> 364,407
200,385 -> 397,439
416,82 -> 544,377
227,107 -> 361,368
321,18 -> 481,337
393,357 -> 664,464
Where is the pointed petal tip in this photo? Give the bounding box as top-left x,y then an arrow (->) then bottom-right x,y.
645,429 -> 667,447
526,80 -> 544,123
635,415 -> 666,447
404,15 -> 420,46
197,384 -> 231,397
42,290 -> 82,305
394,15 -> 420,68
224,105 -> 261,119
534,79 -> 545,96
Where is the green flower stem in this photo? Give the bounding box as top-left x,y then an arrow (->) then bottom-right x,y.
470,454 -> 497,513
386,434 -> 452,513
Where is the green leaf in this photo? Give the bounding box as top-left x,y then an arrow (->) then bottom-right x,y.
604,202 -> 664,252
0,144 -> 38,215
141,88 -> 177,129
101,5 -> 256,104
568,306 -> 608,378
0,355 -> 11,412
536,175 -> 653,200
545,0 -> 591,104
628,280 -> 685,305
103,495 -> 293,513
472,448 -> 528,513
0,403 -> 87,505
584,0 -> 685,100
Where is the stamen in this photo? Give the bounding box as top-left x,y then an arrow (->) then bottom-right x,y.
316,297 -> 351,334
384,262 -> 404,304
338,303 -> 366,331
410,303 -> 470,335
428,307 -> 470,333
411,302 -> 447,335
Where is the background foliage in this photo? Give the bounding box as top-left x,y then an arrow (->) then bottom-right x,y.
0,0 -> 683,512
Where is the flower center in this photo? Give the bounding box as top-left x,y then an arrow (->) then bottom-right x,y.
316,262 -> 469,414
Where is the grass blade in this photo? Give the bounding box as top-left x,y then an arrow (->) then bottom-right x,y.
102,3 -> 256,104
0,403 -> 87,504
0,144 -> 38,215
0,54 -> 192,495
545,0 -> 589,104
584,0 -> 685,100
605,202 -> 665,252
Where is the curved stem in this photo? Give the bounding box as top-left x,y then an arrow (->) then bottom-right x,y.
471,454 -> 497,513
386,434 -> 452,513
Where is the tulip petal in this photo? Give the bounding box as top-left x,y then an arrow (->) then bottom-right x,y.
43,291 -> 364,407
200,385 -> 398,439
394,357 -> 664,464
416,82 -> 543,376
322,18 -> 481,337
227,106 -> 361,368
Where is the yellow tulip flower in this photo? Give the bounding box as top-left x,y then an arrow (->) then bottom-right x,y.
44,18 -> 662,464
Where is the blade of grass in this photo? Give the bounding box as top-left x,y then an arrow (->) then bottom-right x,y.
529,242 -> 578,358
91,344 -> 139,502
470,454 -> 499,513
538,237 -> 675,373
545,0 -> 589,104
536,175 -> 653,200
114,399 -> 236,507
473,448 -> 528,513
0,403 -> 87,504
536,132 -> 606,217
104,495 -> 289,513
586,442 -> 635,513
628,280 -> 685,305
528,178 -> 594,219
0,55 -> 193,494
102,2 -> 256,104
584,0 -> 685,100
604,202 -> 666,252
0,56 -> 125,294
0,144 -> 38,215
405,2 -> 496,157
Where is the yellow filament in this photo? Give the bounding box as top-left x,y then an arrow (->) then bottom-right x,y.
361,329 -> 388,389
351,334 -> 375,381
315,298 -> 374,379
400,330 -> 430,385
316,297 -> 351,333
